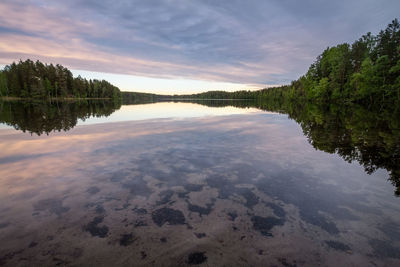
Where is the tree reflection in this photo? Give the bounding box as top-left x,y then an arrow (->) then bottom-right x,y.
188,100 -> 400,196
1,99 -> 399,195
0,100 -> 121,135
289,103 -> 400,197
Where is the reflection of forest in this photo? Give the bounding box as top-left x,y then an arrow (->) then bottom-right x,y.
0,100 -> 121,135
267,101 -> 400,196
1,99 -> 399,196
195,99 -> 400,196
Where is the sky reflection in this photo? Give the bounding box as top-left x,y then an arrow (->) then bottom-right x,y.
0,113 -> 399,265
78,102 -> 264,125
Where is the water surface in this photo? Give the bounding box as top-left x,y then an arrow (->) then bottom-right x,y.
0,101 -> 399,266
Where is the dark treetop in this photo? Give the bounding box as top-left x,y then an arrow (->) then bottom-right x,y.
0,60 -> 121,99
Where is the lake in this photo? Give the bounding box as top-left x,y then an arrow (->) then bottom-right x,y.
0,100 -> 399,266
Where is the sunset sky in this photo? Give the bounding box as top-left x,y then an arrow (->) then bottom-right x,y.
0,0 -> 399,94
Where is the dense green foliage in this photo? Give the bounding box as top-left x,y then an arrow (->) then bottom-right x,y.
122,90 -> 257,104
172,19 -> 400,107
121,91 -> 158,103
287,19 -> 400,104
169,90 -> 256,100
2,19 -> 398,105
0,60 -> 121,99
279,19 -> 399,105
1,20 -> 399,192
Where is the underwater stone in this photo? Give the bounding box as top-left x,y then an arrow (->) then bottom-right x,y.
152,208 -> 186,227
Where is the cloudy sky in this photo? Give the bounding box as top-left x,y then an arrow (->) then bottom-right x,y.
0,0 -> 399,94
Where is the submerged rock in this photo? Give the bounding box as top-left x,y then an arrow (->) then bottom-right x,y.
0,222 -> 9,229
184,184 -> 203,192
95,205 -> 105,214
369,238 -> 400,259
194,233 -> 206,238
152,208 -> 186,227
33,198 -> 70,217
251,215 -> 284,236
84,216 -> 109,238
28,241 -> 38,248
278,257 -> 297,267
227,212 -> 237,221
236,188 -> 259,209
86,186 -> 100,195
134,220 -> 148,227
120,233 -> 135,246
132,207 -> 147,215
187,252 -> 207,265
325,240 -> 351,251
187,202 -> 213,216
265,202 -> 286,218
156,190 -> 175,205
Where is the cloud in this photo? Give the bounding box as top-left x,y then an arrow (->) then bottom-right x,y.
0,0 -> 399,90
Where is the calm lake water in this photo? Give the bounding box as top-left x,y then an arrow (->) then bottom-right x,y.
0,100 -> 399,266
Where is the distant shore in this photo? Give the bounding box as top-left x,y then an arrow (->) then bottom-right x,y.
0,96 -> 115,101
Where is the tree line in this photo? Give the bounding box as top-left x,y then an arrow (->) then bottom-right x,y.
169,19 -> 400,108
0,59 -> 121,99
1,18 -> 398,106
263,18 -> 400,105
166,90 -> 256,100
121,91 -> 158,104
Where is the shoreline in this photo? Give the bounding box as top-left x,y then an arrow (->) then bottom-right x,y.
0,96 -> 115,101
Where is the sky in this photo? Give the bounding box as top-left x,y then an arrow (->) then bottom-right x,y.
0,0 -> 399,94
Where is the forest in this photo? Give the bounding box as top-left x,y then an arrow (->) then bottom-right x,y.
90,18 -> 400,105
121,91 -> 158,103
1,19 -> 398,107
168,19 -> 400,108
256,19 -> 400,106
0,60 -> 121,99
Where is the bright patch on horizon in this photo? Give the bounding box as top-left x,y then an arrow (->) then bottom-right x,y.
77,102 -> 265,126
71,69 -> 264,94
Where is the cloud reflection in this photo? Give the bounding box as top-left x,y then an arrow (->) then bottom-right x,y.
0,113 -> 399,265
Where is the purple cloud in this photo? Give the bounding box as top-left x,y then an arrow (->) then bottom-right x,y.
0,0 -> 399,88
